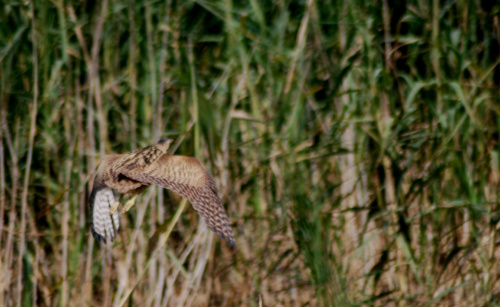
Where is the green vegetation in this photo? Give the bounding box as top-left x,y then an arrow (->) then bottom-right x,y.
1,0 -> 500,305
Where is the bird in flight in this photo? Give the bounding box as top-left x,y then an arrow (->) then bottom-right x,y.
89,139 -> 236,248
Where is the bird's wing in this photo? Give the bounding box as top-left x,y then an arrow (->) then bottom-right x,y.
89,155 -> 121,243
117,154 -> 236,248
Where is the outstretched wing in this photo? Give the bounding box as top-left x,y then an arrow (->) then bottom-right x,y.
117,154 -> 236,248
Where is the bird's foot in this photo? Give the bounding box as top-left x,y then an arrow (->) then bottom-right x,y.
110,201 -> 121,215
122,195 -> 137,213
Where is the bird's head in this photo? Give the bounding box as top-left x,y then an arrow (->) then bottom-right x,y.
157,138 -> 174,154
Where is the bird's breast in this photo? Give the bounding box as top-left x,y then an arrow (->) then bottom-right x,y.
105,173 -> 148,195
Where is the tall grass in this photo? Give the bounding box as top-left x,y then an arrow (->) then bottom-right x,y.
1,0 -> 499,306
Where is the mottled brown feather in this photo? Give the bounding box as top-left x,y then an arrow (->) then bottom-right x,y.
89,140 -> 236,248
118,154 -> 236,247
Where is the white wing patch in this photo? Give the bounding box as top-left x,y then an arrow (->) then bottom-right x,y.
92,188 -> 120,243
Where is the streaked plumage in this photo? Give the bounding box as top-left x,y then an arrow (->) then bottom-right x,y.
89,139 -> 236,248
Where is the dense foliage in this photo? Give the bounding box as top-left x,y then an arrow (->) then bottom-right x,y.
1,0 -> 499,305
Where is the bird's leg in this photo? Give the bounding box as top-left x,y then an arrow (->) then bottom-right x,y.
109,200 -> 121,214
122,194 -> 138,213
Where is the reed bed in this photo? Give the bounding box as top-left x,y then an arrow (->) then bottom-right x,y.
1,0 -> 499,306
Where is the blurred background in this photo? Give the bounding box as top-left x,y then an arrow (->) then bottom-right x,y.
1,0 -> 500,306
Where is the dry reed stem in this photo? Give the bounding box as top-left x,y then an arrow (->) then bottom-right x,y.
118,198 -> 188,307
17,2 -> 38,304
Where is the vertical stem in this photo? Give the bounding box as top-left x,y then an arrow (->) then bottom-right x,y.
76,77 -> 86,229
0,104 -> 4,250
2,111 -> 19,305
431,0 -> 441,83
61,118 -> 77,306
146,3 -> 157,140
187,38 -> 199,158
429,0 -> 441,299
382,0 -> 391,72
0,108 -> 5,306
128,0 -> 137,149
92,0 -> 109,156
17,1 -> 38,304
382,0 -> 406,300
32,247 -> 38,307
57,0 -> 68,64
156,0 -> 171,143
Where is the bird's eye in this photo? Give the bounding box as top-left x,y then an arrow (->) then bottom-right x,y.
117,174 -> 128,181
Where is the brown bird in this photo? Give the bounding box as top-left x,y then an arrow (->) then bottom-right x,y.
89,139 -> 236,248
